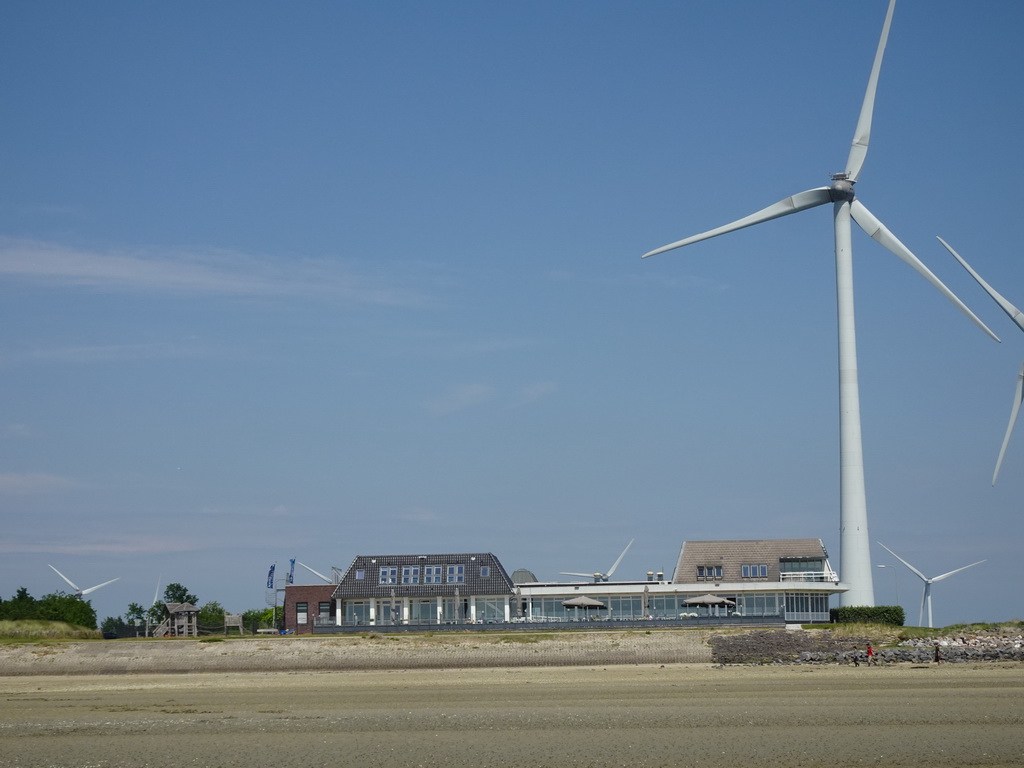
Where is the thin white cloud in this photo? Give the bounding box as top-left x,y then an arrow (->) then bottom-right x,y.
425,383 -> 495,416
0,236 -> 426,306
398,507 -> 442,523
19,341 -> 216,365
515,380 -> 558,406
0,534 -> 200,555
0,473 -> 73,494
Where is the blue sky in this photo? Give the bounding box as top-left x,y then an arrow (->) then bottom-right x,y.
2,1 -> 1021,629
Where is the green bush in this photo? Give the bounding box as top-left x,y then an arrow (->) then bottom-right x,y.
830,605 -> 905,626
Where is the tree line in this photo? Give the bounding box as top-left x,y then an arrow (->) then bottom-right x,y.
1,583 -> 278,636
0,587 -> 97,628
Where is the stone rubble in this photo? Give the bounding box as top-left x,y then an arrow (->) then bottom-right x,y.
710,626 -> 1024,665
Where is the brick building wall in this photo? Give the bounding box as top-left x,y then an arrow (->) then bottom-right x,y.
283,584 -> 335,635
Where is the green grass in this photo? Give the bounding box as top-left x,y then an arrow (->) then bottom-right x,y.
799,620 -> 1024,648
0,620 -> 101,641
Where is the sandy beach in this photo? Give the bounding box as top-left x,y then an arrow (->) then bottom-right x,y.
1,634 -> 1022,767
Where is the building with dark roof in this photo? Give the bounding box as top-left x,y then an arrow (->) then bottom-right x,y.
285,552 -> 515,631
289,539 -> 844,631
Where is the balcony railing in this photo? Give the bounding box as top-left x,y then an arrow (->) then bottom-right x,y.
779,571 -> 839,583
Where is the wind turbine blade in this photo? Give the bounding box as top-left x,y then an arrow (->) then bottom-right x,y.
48,564 -> 80,592
846,0 -> 896,182
877,542 -> 929,582
930,560 -> 985,584
641,188 -> 832,259
937,237 -> 1024,333
152,576 -> 162,606
850,201 -> 1000,342
298,561 -> 332,583
606,539 -> 634,579
80,577 -> 120,596
993,363 -> 1024,485
559,572 -> 597,579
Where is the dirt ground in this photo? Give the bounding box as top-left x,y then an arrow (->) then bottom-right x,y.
2,663 -> 1022,768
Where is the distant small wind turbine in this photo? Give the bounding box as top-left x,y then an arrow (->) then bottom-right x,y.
561,539 -> 634,583
937,237 -> 1024,484
877,543 -> 985,628
640,0 -> 999,607
48,564 -> 119,597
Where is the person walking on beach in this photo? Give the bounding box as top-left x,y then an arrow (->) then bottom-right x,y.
867,644 -> 876,666
934,645 -> 942,664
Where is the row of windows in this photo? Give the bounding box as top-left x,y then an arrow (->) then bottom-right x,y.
697,564 -> 770,580
343,596 -> 504,624
358,564 -> 491,585
295,601 -> 332,625
324,591 -> 830,625
696,565 -> 723,581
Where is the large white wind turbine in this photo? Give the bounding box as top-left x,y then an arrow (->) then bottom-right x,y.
48,564 -> 120,598
561,539 -> 634,583
878,543 -> 985,628
937,237 -> 1024,484
640,0 -> 999,607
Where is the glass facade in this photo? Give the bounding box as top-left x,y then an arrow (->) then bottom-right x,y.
441,597 -> 468,622
409,599 -> 435,624
735,592 -> 782,617
329,589 -> 831,627
376,600 -> 401,624
345,601 -> 370,625
785,592 -> 830,620
474,597 -> 504,622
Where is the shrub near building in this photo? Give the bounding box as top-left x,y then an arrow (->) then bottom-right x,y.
830,605 -> 905,626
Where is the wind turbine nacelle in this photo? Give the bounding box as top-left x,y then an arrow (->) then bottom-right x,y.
829,178 -> 855,202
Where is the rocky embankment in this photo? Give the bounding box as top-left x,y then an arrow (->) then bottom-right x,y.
710,626 -> 1024,664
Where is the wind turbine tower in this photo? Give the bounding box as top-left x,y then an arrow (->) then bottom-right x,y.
640,0 -> 998,606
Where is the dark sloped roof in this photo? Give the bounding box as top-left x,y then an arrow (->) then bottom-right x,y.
163,602 -> 198,615
673,539 -> 829,584
332,553 -> 515,600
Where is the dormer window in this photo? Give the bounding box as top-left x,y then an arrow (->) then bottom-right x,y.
696,565 -> 722,581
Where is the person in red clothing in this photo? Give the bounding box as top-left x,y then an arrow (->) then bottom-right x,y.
867,644 -> 876,666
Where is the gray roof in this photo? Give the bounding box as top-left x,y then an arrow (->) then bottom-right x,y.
332,552 -> 514,600
511,568 -> 539,584
673,539 -> 829,584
